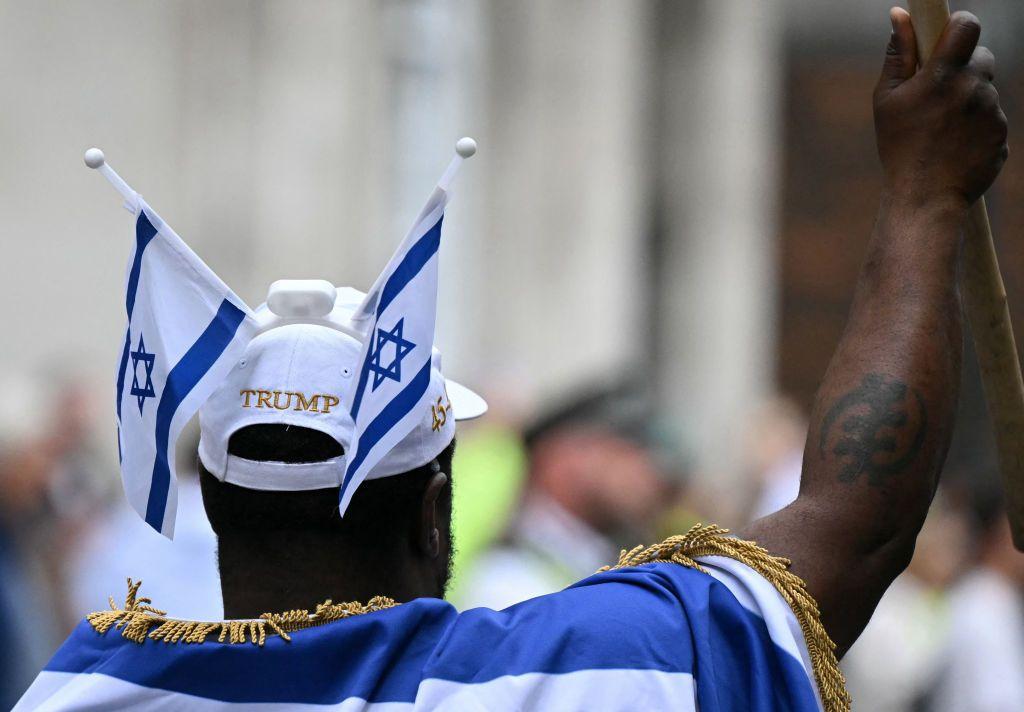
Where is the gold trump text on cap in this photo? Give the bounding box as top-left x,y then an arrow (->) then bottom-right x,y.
240,389 -> 341,414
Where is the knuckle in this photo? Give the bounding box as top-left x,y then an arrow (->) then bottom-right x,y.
961,78 -> 996,112
972,47 -> 996,75
985,87 -> 1001,113
929,64 -> 953,89
974,46 -> 994,63
961,79 -> 983,107
975,81 -> 998,104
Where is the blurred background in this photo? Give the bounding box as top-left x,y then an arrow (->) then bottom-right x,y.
2,0 -> 1024,709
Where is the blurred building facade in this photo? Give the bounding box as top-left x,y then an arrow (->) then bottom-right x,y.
4,0 -> 1024,557
7,0 -> 1024,706
1,0 -> 780,484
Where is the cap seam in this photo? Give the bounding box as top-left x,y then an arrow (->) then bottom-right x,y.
283,326 -> 302,391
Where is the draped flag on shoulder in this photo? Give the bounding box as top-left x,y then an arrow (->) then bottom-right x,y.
340,186 -> 449,517
16,535 -> 834,711
115,195 -> 257,538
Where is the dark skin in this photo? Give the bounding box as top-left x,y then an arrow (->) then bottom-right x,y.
212,470 -> 450,619
744,9 -> 1009,657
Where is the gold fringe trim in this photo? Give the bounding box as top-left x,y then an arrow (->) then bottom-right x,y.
87,578 -> 398,647
598,523 -> 851,712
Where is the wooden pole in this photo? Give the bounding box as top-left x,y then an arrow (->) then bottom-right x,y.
908,0 -> 1024,549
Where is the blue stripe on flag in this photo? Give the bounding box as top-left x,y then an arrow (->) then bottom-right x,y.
126,211 -> 159,317
375,217 -> 442,318
349,337 -> 376,422
349,217 -> 442,421
144,299 -> 246,531
114,330 -> 131,424
343,359 -> 432,491
115,212 -> 159,423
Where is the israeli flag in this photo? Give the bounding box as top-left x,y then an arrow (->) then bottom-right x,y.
16,547 -> 832,710
115,197 -> 257,537
340,186 -> 449,517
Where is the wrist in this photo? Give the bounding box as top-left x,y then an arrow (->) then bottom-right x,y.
881,182 -> 970,218
869,187 -> 967,273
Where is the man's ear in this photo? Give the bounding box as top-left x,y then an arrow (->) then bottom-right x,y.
419,467 -> 449,558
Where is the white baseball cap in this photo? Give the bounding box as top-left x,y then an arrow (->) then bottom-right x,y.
197,281 -> 486,491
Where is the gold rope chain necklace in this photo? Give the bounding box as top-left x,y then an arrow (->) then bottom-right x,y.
88,580 -> 398,646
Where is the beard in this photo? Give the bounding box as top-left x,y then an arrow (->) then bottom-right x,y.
436,528 -> 455,599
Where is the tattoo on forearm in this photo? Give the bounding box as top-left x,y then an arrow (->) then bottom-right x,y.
818,373 -> 927,486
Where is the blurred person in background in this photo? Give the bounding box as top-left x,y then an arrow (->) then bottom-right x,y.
746,396 -> 808,520
443,394 -> 528,599
0,376 -> 57,709
0,373 -> 105,708
841,492 -> 969,711
455,383 -> 677,610
66,423 -> 222,621
928,485 -> 1024,711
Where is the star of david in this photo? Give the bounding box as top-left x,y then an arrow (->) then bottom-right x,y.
129,334 -> 157,415
368,318 -> 416,391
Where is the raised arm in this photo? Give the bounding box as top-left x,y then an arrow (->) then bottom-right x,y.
743,9 -> 1008,656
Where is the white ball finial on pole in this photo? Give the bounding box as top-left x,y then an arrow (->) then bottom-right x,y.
82,147 -> 139,210
438,136 -> 478,192
84,147 -> 106,169
455,137 -> 477,159
353,136 -> 479,322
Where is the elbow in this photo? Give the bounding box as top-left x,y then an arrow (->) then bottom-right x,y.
794,486 -> 932,580
863,527 -> 918,583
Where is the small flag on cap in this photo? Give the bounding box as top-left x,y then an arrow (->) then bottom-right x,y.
340,138 -> 476,516
86,149 -> 259,538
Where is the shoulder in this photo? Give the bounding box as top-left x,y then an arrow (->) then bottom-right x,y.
440,558 -> 782,675
417,562 -> 707,707
434,532 -> 835,711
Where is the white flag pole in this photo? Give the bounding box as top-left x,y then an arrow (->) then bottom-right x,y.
352,137 -> 477,324
84,148 -> 139,211
438,136 -> 477,192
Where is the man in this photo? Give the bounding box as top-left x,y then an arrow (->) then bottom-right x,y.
931,486 -> 1024,710
457,383 -> 674,610
16,9 -> 1009,711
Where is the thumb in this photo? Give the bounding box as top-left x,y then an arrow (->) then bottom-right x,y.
878,7 -> 918,91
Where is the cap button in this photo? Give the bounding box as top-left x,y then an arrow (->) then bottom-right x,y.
267,279 -> 337,318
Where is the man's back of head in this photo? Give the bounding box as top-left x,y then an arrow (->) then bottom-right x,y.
200,424 -> 456,617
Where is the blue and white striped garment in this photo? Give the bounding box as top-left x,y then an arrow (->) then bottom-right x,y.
16,557 -> 823,711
